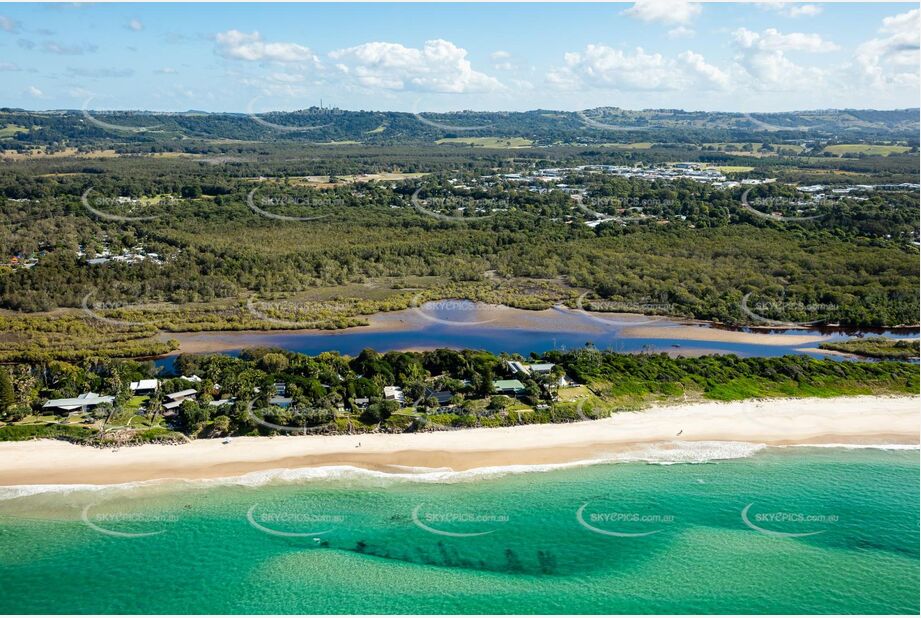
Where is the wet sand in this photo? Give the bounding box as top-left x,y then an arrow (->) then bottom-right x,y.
0,396 -> 916,486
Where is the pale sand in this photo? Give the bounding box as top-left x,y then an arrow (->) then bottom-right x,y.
162,305 -> 826,356
0,396 -> 916,486
621,324 -> 830,345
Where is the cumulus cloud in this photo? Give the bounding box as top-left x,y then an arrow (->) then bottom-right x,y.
624,0 -> 701,26
731,27 -> 837,89
854,8 -> 919,89
127,18 -> 143,32
329,39 -> 502,93
547,45 -> 728,91
732,27 -> 838,53
27,85 -> 44,97
215,30 -> 315,64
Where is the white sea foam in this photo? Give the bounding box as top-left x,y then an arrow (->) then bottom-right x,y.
2,440 -> 912,500
777,443 -> 920,451
608,440 -> 768,465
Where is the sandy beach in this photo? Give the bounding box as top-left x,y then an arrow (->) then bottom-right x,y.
620,324 -> 829,345
0,396 -> 916,486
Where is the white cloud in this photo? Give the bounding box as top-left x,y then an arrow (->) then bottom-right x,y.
27,85 -> 44,98
757,2 -> 823,18
0,15 -> 17,33
490,50 -> 511,61
155,67 -> 176,74
854,8 -> 919,89
215,30 -> 315,64
329,39 -> 502,93
548,45 -> 728,92
732,27 -> 838,53
624,0 -> 701,26
678,50 -> 730,90
788,4 -> 822,18
731,27 -> 837,90
128,18 -> 143,32
0,62 -> 20,71
667,26 -> 695,39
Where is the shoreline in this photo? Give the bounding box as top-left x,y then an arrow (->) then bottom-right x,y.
0,395 -> 917,487
157,304 -> 849,356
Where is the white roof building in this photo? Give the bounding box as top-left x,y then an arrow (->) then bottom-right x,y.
43,392 -> 114,412
383,386 -> 405,402
129,379 -> 159,393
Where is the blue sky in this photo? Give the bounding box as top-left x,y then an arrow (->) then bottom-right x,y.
1,2 -> 918,113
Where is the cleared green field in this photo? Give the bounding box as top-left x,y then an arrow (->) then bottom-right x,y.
823,143 -> 911,156
436,137 -> 534,148
0,124 -> 28,138
719,165 -> 755,173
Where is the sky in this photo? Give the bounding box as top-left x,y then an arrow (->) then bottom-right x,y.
0,1 -> 918,113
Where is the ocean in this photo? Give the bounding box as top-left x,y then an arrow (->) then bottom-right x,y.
0,446 -> 917,614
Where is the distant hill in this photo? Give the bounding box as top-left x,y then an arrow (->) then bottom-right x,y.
0,106 -> 917,147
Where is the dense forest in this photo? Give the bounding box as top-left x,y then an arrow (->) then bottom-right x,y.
0,109 -> 918,361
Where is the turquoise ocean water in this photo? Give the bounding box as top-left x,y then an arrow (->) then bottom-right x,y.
0,447 -> 917,614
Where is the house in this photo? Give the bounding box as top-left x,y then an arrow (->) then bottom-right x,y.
506,361 -> 555,376
179,374 -> 203,383
208,398 -> 235,408
423,387 -> 454,405
129,379 -> 159,395
383,386 -> 405,403
269,395 -> 293,409
162,388 -> 197,412
493,379 -> 526,396
43,392 -> 115,414
353,397 -> 370,409
273,382 -> 287,396
166,389 -> 197,401
528,363 -> 556,375
506,360 -> 529,375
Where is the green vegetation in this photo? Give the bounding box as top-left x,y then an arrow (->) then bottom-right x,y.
820,337 -> 920,360
823,144 -> 912,156
0,108 -> 918,359
435,137 -> 534,148
2,347 -> 916,443
0,124 -> 28,139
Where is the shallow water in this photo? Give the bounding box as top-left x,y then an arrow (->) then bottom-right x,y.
154,303 -> 917,371
1,447 -> 917,614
